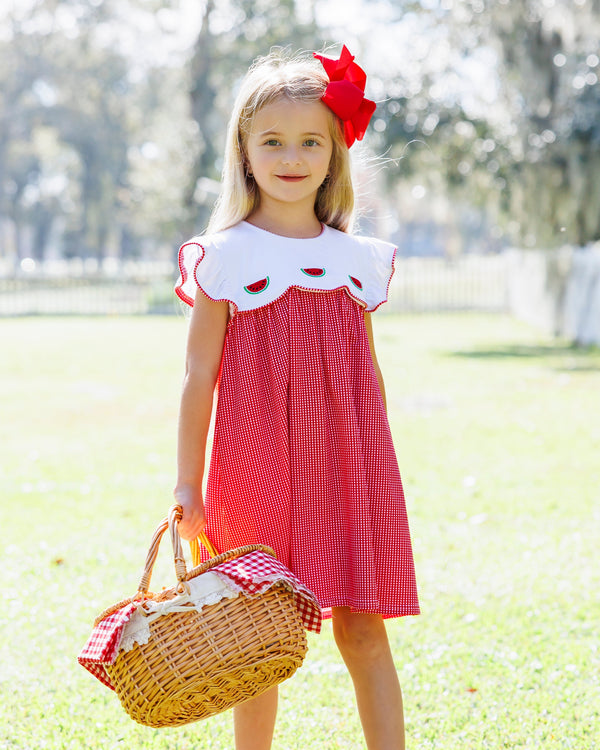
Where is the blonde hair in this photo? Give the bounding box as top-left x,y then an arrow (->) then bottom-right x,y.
207,49 -> 355,234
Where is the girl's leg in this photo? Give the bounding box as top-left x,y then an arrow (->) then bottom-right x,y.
233,685 -> 278,750
332,607 -> 405,750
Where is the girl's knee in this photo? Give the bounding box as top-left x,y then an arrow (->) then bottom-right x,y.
332,608 -> 390,661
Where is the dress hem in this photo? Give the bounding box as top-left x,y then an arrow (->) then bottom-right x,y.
319,604 -> 420,621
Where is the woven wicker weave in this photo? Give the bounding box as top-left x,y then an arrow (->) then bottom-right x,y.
100,505 -> 308,728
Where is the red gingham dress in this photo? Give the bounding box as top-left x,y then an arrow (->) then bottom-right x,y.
176,221 -> 420,619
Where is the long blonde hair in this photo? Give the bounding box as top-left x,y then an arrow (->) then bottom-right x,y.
207,49 -> 355,234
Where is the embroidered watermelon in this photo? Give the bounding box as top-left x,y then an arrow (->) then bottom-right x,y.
301,267 -> 325,277
244,277 -> 269,294
349,275 -> 363,290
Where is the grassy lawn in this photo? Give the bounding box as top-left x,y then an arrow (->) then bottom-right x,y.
0,313 -> 598,749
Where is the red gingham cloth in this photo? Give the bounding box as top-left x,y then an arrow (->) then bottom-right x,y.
176,226 -> 420,620
214,550 -> 322,634
78,602 -> 137,689
78,551 -> 321,690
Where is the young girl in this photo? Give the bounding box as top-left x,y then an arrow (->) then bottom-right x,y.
174,45 -> 419,750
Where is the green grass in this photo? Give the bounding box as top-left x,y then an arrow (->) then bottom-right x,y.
0,314 -> 598,749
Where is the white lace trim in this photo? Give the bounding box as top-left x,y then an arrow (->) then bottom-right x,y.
119,571 -> 239,653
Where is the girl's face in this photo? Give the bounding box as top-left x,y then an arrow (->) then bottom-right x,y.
245,98 -> 333,217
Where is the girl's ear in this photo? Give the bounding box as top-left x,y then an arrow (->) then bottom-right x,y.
241,143 -> 252,175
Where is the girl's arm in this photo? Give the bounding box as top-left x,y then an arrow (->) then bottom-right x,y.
364,311 -> 387,410
174,293 -> 229,541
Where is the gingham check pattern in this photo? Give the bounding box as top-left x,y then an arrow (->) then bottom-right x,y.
78,602 -> 137,689
214,550 -> 322,633
200,287 -> 420,620
176,227 -> 420,621
78,552 -> 321,690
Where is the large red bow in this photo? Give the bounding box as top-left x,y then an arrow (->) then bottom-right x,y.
313,45 -> 376,148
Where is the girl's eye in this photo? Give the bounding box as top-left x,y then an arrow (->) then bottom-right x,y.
264,139 -> 280,146
304,139 -> 319,147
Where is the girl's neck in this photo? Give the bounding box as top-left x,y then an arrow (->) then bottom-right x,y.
246,205 -> 323,239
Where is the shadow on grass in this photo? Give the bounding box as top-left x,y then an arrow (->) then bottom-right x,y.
447,343 -> 600,372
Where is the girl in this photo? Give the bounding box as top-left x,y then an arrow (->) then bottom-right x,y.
174,45 -> 419,750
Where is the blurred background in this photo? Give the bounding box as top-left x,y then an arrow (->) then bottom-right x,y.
1,0 -> 599,342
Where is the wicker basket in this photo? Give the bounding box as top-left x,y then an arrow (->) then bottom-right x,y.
98,505 -> 308,728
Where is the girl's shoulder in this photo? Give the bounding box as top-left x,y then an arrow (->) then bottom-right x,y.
175,221 -> 397,313
177,222 -> 247,257
174,224 -> 247,307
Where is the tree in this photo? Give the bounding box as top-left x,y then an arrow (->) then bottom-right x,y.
0,0 -> 198,262
369,0 -> 600,248
487,0 -> 600,246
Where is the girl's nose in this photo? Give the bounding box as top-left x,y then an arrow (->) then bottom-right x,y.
281,146 -> 302,165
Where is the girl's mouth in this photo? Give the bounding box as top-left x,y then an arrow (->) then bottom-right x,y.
276,175 -> 307,182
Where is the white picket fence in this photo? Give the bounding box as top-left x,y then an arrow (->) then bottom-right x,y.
506,244 -> 600,346
0,254 -> 511,317
387,254 -> 509,313
0,259 -> 178,316
0,247 -> 598,345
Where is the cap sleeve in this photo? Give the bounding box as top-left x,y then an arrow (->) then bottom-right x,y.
175,236 -> 225,307
364,238 -> 396,311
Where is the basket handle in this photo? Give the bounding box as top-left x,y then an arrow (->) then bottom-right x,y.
137,504 -> 210,595
190,528 -> 219,565
95,508 -> 224,623
94,506 -> 276,625
137,505 -> 275,595
169,504 -> 277,579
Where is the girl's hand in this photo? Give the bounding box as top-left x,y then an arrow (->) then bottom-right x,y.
174,484 -> 206,541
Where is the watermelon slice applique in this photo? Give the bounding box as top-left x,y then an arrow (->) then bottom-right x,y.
244,277 -> 269,294
349,276 -> 363,290
301,267 -> 325,277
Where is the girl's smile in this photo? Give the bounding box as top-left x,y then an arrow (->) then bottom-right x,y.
245,99 -> 333,216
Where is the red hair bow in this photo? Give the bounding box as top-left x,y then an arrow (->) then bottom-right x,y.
313,45 -> 376,148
